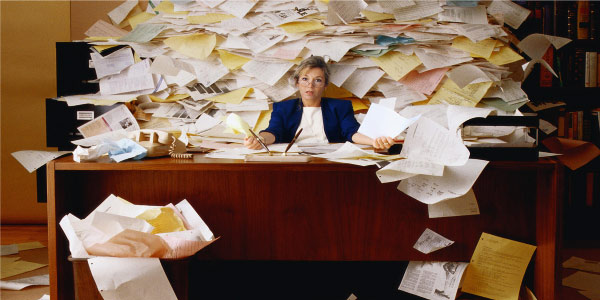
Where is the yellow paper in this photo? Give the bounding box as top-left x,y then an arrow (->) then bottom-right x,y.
452,37 -> 497,59
323,84 -> 353,98
207,87 -> 252,104
370,51 -> 422,81
361,10 -> 394,22
1,257 -> 20,264
217,49 -> 251,70
462,233 -> 537,300
254,107 -> 273,132
488,46 -> 525,66
350,98 -> 369,111
136,207 -> 186,234
17,241 -> 46,251
128,12 -> 156,29
92,45 -> 119,53
154,0 -> 188,15
188,13 -> 235,24
149,94 -> 190,103
278,20 -> 325,33
428,79 -> 492,107
225,113 -> 252,136
85,36 -> 121,41
1,259 -> 47,279
164,33 -> 216,60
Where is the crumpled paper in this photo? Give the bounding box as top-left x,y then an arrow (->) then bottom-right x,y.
542,137 -> 600,170
59,194 -> 216,259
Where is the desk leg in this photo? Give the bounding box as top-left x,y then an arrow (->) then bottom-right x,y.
535,163 -> 563,300
47,161 -> 58,300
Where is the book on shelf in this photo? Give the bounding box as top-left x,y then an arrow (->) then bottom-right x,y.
578,0 -> 590,39
585,51 -> 598,87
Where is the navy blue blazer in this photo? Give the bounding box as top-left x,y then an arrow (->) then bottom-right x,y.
261,98 -> 360,143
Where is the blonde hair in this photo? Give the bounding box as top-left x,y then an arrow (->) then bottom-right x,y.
292,56 -> 330,86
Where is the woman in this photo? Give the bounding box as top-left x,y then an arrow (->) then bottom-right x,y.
244,56 -> 394,150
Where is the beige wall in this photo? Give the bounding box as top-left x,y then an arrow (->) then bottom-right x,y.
1,1 -> 147,223
1,1 -> 70,224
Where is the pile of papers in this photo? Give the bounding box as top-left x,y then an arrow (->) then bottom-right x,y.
58,0 -> 570,148
59,194 -> 216,299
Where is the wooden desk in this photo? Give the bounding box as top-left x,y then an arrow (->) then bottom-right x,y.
47,156 -> 563,299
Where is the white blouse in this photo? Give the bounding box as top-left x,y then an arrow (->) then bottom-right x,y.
295,107 -> 329,144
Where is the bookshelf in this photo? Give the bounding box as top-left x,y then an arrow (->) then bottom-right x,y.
516,1 -> 600,244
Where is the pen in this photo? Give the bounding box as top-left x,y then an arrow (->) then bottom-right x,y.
283,128 -> 303,156
248,129 -> 271,155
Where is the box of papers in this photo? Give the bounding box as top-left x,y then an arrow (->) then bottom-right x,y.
462,114 -> 539,161
69,256 -> 190,300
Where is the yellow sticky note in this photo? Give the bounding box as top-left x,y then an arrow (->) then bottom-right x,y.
488,46 -> 525,66
350,98 -> 368,111
136,207 -> 186,234
129,12 -> 156,29
154,0 -> 188,15
164,33 -> 216,60
188,13 -> 235,24
1,259 -> 47,279
370,51 -> 422,81
428,79 -> 492,107
361,10 -> 394,22
207,87 -> 252,104
462,233 -> 537,300
278,20 -> 325,33
254,107 -> 273,132
323,84 -> 353,98
17,241 -> 46,251
452,37 -> 497,59
217,49 -> 251,70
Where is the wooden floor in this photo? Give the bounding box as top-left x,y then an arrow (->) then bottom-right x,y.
1,225 -> 598,300
1,225 -> 49,300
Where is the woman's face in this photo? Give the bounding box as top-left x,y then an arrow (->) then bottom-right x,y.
296,67 -> 326,104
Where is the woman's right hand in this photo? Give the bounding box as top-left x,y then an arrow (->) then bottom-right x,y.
244,136 -> 264,150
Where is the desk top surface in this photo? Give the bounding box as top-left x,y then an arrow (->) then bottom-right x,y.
49,155 -> 561,172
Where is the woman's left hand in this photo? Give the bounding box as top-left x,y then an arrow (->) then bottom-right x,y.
373,136 -> 395,150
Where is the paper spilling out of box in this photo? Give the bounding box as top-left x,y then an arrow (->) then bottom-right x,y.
59,194 -> 217,300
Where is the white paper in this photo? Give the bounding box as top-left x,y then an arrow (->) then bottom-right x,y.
327,0 -> 368,24
413,228 -> 454,254
399,261 -> 468,300
486,79 -> 529,105
358,103 -> 420,139
398,159 -> 489,204
11,150 -> 71,173
438,5 -> 488,25
256,78 -> 297,102
446,64 -> 492,89
401,117 -> 470,166
376,159 -> 444,183
393,0 -> 443,22
0,274 -> 49,291
450,23 -> 503,43
539,119 -> 557,135
415,48 -> 473,70
305,39 -> 363,62
71,129 -> 129,147
518,34 -> 571,80
99,60 -> 155,95
342,67 -> 385,99
217,0 -> 257,19
226,99 -> 269,111
241,31 -> 285,53
428,189 -> 480,218
328,64 -> 357,87
446,105 -> 494,135
78,104 -> 140,138
487,0 -> 531,29
261,6 -> 319,26
118,23 -> 167,43
108,0 -> 139,25
88,257 -> 177,300
91,47 -> 135,79
242,60 -> 294,86
183,58 -> 230,87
